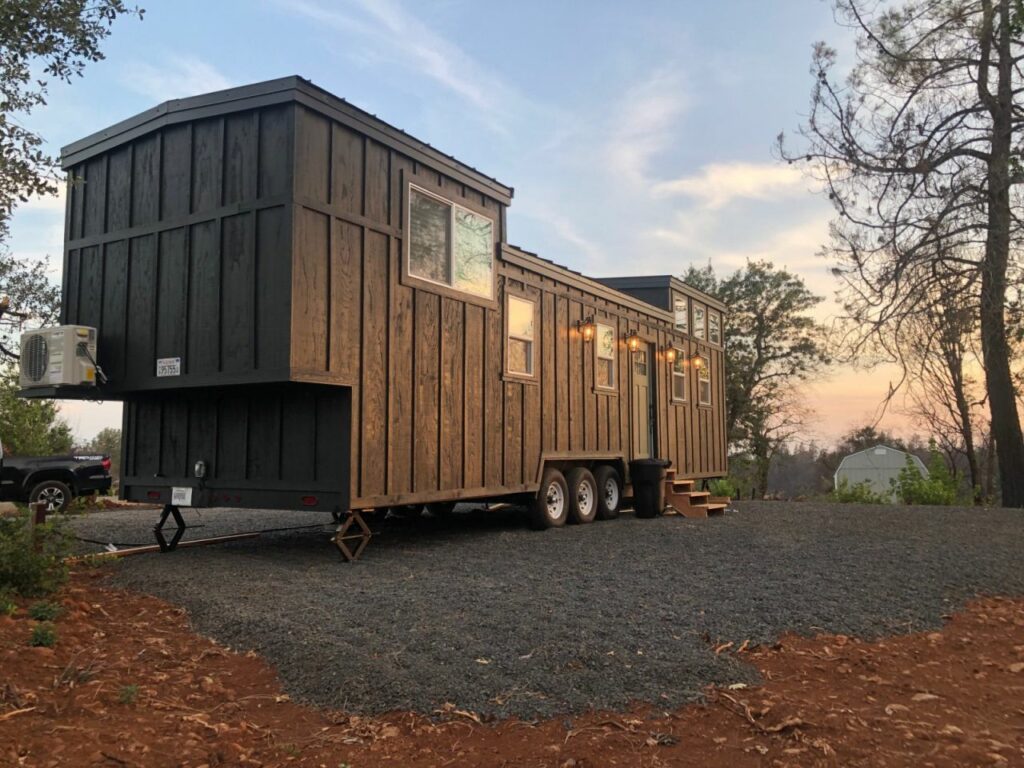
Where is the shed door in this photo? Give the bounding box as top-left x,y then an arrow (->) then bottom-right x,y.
631,344 -> 656,459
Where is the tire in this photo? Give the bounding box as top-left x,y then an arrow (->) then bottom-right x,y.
29,480 -> 73,514
425,501 -> 456,517
529,468 -> 569,529
594,465 -> 623,520
565,468 -> 598,524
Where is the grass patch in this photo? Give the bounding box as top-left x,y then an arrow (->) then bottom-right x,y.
118,684 -> 140,705
28,601 -> 62,621
0,514 -> 70,597
30,622 -> 57,648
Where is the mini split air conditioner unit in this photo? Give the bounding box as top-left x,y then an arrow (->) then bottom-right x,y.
19,325 -> 99,390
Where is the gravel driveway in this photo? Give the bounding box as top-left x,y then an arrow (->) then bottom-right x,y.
67,501 -> 1024,718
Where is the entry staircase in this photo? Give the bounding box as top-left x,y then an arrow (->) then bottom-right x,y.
664,468 -> 727,518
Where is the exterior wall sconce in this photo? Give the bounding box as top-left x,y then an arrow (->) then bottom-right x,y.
690,353 -> 706,369
577,316 -> 595,342
627,331 -> 642,352
664,347 -> 677,363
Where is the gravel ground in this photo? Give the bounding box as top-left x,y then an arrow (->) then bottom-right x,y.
66,501 -> 1024,718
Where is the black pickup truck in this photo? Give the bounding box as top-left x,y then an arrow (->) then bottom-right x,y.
0,449 -> 113,513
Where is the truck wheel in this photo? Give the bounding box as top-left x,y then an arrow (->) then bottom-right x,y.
565,467 -> 598,524
529,468 -> 569,529
29,480 -> 72,514
594,465 -> 623,520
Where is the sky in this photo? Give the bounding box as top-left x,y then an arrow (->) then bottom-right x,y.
7,0 -> 912,445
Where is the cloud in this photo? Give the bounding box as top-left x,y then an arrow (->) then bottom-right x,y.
122,54 -> 233,104
651,162 -> 805,208
604,70 -> 689,187
285,0 -> 521,131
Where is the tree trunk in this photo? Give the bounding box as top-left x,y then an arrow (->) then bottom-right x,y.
980,2 -> 1024,508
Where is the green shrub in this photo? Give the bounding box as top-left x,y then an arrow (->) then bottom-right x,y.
0,588 -> 17,617
118,684 -> 139,705
892,445 -> 959,506
28,601 -> 62,621
0,514 -> 70,597
30,622 -> 57,648
832,477 -> 890,504
708,477 -> 737,498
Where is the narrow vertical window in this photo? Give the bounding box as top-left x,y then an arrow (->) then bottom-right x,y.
693,304 -> 706,340
672,352 -> 687,402
507,295 -> 535,376
673,296 -> 689,334
709,311 -> 721,345
408,184 -> 494,299
595,323 -> 616,390
698,359 -> 712,405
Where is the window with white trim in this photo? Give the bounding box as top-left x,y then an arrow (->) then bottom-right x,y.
408,184 -> 494,299
595,323 -> 616,390
673,296 -> 689,334
672,352 -> 687,402
698,358 -> 712,405
693,304 -> 706,340
507,295 -> 535,376
709,310 -> 722,345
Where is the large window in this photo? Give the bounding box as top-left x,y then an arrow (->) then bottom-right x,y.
672,352 -> 687,402
698,358 -> 712,405
673,296 -> 689,334
709,311 -> 722,345
408,185 -> 494,299
507,295 -> 535,377
595,323 -> 616,390
693,304 -> 706,340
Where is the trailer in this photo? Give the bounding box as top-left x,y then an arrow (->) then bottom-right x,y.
30,76 -> 727,555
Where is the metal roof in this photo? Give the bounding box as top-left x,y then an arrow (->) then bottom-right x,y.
61,76 -> 514,204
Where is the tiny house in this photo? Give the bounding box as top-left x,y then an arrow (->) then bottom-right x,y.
49,77 -> 727,533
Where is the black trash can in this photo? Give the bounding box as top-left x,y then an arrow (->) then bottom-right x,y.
629,458 -> 672,518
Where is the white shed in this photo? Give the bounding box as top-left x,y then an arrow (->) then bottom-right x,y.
834,445 -> 928,499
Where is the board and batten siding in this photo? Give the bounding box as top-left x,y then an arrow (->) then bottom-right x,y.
61,103 -> 297,392
286,105 -> 726,509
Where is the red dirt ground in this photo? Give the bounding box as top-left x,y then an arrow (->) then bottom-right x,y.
2,570 -> 1023,767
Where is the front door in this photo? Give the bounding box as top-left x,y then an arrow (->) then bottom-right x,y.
631,343 -> 656,459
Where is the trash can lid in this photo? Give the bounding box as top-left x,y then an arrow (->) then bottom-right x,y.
629,458 -> 672,468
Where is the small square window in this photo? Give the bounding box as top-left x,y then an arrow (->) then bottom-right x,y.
698,360 -> 712,405
674,297 -> 689,334
507,295 -> 535,376
672,353 -> 687,402
595,323 -> 616,390
693,305 -> 706,340
709,311 -> 722,345
408,184 -> 494,300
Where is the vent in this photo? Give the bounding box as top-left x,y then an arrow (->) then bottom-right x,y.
23,334 -> 48,382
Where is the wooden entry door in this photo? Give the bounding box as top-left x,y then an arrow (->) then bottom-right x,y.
631,344 -> 656,459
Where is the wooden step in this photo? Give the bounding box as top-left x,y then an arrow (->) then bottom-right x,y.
664,467 -> 676,481
705,502 -> 727,516
667,478 -> 694,492
670,501 -> 708,519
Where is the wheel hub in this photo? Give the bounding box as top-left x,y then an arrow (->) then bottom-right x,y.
546,482 -> 564,518
38,487 -> 65,511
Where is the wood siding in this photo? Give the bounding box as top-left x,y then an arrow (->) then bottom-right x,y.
286,103 -> 726,509
62,104 -> 297,392
59,85 -> 726,514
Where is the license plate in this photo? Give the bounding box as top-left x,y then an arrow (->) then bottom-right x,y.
171,487 -> 193,506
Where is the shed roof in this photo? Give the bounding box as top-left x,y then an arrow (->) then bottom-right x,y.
835,445 -> 928,478
61,76 -> 514,204
595,275 -> 727,312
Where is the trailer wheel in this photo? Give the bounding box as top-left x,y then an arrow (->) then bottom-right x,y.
529,468 -> 569,529
29,480 -> 72,514
593,465 -> 623,520
565,467 -> 598,524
